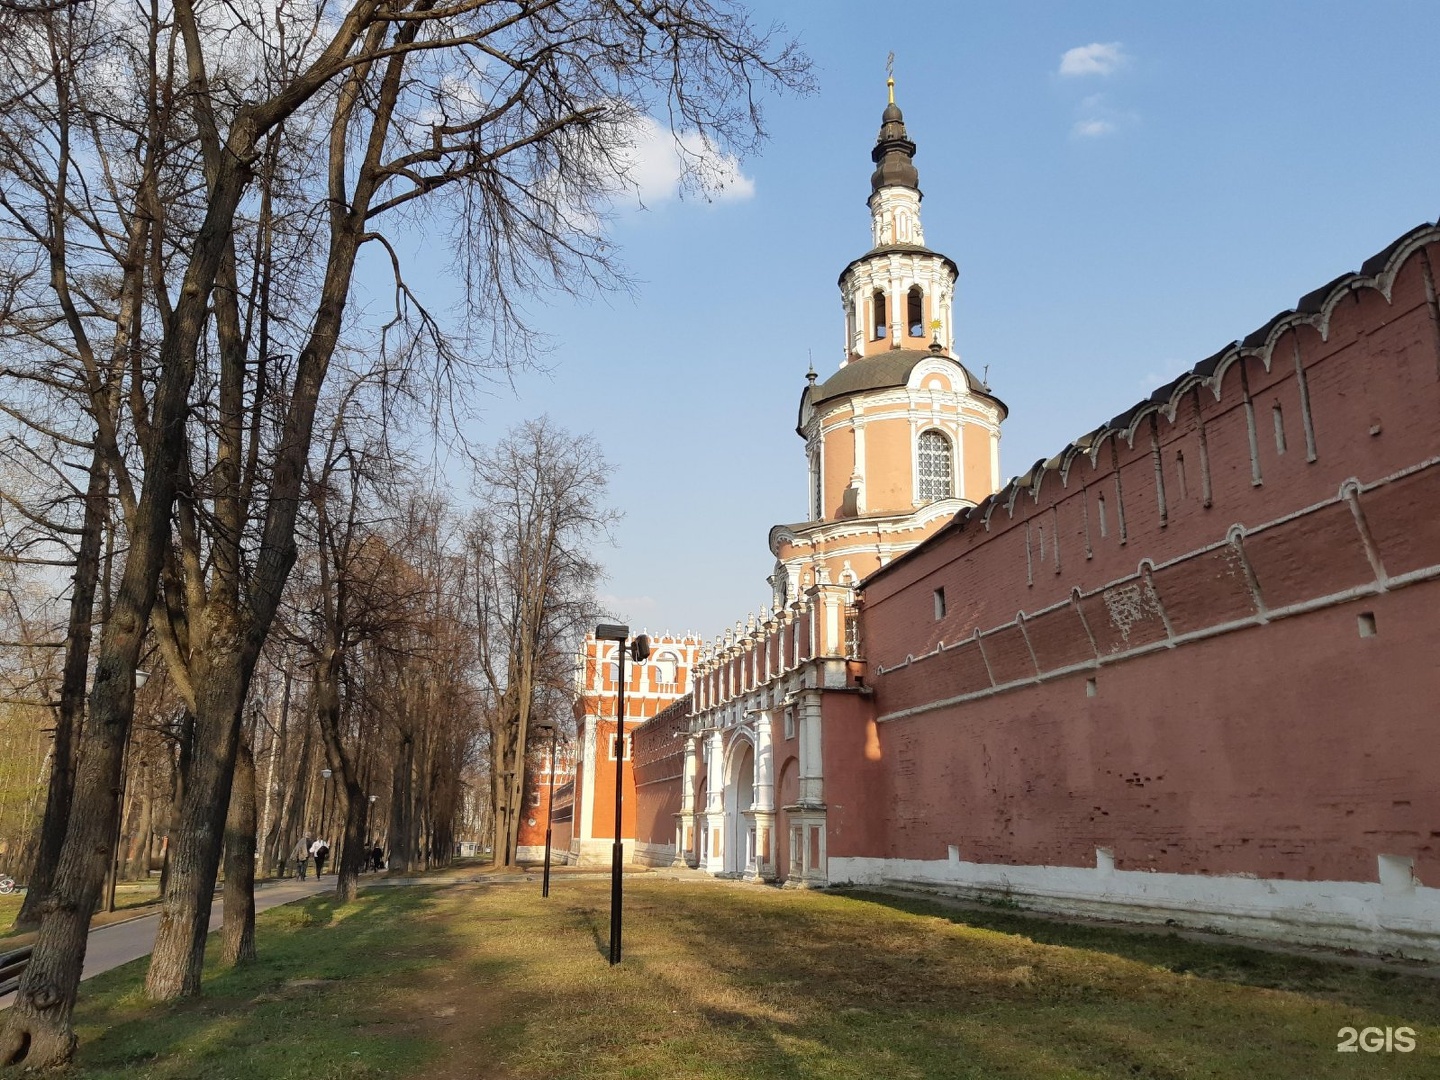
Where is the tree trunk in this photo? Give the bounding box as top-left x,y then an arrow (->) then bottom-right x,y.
0,233 -> 217,1059
257,671 -> 291,877
390,732 -> 416,872
157,712 -> 195,898
122,762 -> 153,880
12,451 -> 108,933
144,646 -> 252,1001
222,738 -> 257,965
333,782 -> 366,902
278,708 -> 313,869
0,493 -> 167,1067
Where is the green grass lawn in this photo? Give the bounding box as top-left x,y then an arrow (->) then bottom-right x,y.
50,878 -> 1440,1079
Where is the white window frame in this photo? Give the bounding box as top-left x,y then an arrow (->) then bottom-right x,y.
916,428 -> 954,503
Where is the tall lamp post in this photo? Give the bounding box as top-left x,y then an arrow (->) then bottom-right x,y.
532,718 -> 560,898
319,768 -> 334,844
365,794 -> 378,871
594,624 -> 649,966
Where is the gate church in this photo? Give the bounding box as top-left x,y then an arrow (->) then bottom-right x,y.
538,84 -> 1440,961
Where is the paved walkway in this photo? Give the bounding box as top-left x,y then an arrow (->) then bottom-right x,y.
1,875 -> 333,1010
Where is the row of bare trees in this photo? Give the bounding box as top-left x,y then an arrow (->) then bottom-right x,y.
0,0 -> 807,1066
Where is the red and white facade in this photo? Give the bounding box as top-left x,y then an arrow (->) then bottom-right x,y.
556,632 -> 701,864
621,89 -> 1440,961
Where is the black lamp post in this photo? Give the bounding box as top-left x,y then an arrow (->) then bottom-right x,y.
365,794 -> 378,871
594,624 -> 649,965
532,718 -> 560,898
319,768 -> 334,854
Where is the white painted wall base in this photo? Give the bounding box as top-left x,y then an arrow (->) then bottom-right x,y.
827,855 -> 1440,962
633,840 -> 676,868
568,838 -> 636,866
514,844 -> 548,863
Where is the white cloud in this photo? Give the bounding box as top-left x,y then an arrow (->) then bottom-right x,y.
1059,42 -> 1127,78
1072,118 -> 1117,139
617,116 -> 755,206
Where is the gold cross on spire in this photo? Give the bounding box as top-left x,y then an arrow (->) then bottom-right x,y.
886,52 -> 895,103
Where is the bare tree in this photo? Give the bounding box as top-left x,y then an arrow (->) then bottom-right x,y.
0,0 -> 807,1063
469,418 -> 613,867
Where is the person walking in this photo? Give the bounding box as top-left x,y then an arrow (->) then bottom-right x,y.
311,837 -> 330,877
292,836 -> 311,880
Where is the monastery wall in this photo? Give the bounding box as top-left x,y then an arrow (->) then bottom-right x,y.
514,741 -> 574,863
632,696 -> 690,865
841,226 -> 1440,956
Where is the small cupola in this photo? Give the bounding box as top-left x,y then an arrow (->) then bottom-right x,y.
870,80 -> 920,196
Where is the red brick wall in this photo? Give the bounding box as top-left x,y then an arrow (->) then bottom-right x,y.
516,742 -> 574,855
633,696 -> 690,849
855,229 -> 1440,887
864,233 -> 1440,663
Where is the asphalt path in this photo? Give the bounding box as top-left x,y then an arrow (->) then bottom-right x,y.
1,874 -> 334,1010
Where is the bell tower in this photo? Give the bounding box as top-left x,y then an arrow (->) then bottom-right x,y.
840,78 -> 958,361
770,73 -> 1007,610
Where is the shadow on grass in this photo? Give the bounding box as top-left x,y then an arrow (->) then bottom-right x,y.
478,878 -> 1440,1080
67,885 -> 487,1080
840,887 -> 1440,1023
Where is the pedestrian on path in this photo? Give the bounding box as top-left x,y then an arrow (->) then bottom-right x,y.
292,836 -> 311,880
311,838 -> 330,877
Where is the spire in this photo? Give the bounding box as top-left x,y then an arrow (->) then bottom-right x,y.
871,66 -> 918,195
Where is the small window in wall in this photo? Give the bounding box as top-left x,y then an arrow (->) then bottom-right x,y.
844,607 -> 860,657
872,290 -> 887,339
933,587 -> 946,621
917,430 -> 953,501
528,790 -> 541,807
1175,450 -> 1188,500
783,707 -> 795,740
1097,492 -> 1108,538
907,286 -> 924,336
1273,404 -> 1287,454
608,733 -> 633,760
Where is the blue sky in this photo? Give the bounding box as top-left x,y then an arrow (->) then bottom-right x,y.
381,2 -> 1440,641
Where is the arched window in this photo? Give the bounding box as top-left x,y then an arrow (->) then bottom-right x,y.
872,290 -> 887,339
654,652 -> 678,689
917,430 -> 953,502
907,286 -> 924,336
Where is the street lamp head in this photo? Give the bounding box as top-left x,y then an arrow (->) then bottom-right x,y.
631,634 -> 651,662
368,794 -> 377,804
595,622 -> 629,642
532,718 -> 556,734
321,768 -> 333,780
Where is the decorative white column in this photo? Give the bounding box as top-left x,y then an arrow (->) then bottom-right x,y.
797,689 -> 824,808
673,736 -> 698,867
701,728 -> 725,873
751,711 -> 776,881
576,715 -> 597,859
